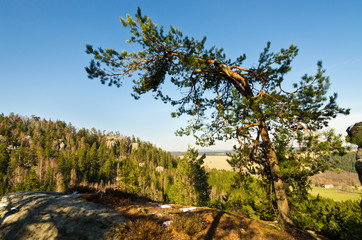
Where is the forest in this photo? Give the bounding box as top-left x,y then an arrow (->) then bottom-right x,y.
0,113 -> 360,239
333,152 -> 357,173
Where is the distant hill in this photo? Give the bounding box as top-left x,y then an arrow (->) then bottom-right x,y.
1,113 -> 361,239
333,151 -> 357,173
170,150 -> 231,157
0,113 -> 176,202
309,170 -> 359,188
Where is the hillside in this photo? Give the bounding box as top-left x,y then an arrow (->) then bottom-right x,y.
1,113 -> 361,239
310,170 -> 360,188
0,113 -> 176,201
74,186 -> 321,240
0,189 -> 322,240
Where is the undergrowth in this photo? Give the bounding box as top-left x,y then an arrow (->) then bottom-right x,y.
172,212 -> 206,236
113,218 -> 172,240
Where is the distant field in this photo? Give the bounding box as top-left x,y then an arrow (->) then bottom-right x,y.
203,155 -> 233,171
310,187 -> 361,202
171,151 -> 233,171
201,156 -> 362,202
310,170 -> 359,188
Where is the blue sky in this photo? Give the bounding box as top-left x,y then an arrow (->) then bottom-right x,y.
1,0 -> 361,151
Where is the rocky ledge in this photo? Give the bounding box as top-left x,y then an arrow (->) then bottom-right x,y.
0,191 -> 126,240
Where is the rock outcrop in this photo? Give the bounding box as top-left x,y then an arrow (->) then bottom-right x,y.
0,191 -> 126,240
346,122 -> 362,225
105,136 -> 121,149
347,122 -> 362,185
156,166 -> 164,173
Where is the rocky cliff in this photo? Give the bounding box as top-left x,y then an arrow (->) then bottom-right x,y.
0,191 -> 126,240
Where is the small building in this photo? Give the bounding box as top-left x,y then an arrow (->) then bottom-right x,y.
323,183 -> 334,189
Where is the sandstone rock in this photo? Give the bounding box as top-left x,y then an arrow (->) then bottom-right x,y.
59,141 -> 66,151
346,122 -> 362,147
0,191 -> 126,240
356,159 -> 362,185
347,121 -> 362,225
105,137 -> 121,149
6,145 -> 16,152
52,139 -> 66,151
131,142 -> 139,151
347,122 -> 362,185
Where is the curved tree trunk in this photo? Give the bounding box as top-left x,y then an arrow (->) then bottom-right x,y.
220,64 -> 294,226
259,120 -> 294,227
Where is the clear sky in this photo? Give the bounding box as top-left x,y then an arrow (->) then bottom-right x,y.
1,0 -> 361,151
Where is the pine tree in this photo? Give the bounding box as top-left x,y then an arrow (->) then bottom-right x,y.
23,167 -> 40,191
0,142 -> 9,174
85,8 -> 349,226
168,148 -> 210,206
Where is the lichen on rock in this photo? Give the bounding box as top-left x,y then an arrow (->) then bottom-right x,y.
0,191 -> 126,240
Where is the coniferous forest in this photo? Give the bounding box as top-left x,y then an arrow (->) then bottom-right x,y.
0,113 -> 209,206
0,113 -> 361,239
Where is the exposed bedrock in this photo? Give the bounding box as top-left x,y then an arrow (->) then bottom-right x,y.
0,191 -> 126,240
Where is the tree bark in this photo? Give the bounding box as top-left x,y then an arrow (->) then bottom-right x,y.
259,120 -> 294,227
219,65 -> 294,226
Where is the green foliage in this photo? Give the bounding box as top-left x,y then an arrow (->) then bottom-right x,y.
22,167 -> 41,191
0,142 -> 9,174
85,9 -> 349,225
86,9 -> 348,147
332,151 -> 356,172
292,196 -> 361,240
207,167 -> 361,238
168,148 -> 210,206
0,113 -> 176,201
208,169 -> 276,220
275,128 -> 348,202
346,134 -> 362,147
0,113 -> 359,239
208,169 -> 237,195
234,175 -> 276,221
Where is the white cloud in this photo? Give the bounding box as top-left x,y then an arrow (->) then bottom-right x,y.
328,112 -> 362,136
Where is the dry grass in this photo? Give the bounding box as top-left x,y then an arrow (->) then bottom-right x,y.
113,218 -> 172,240
172,213 -> 206,236
74,185 -> 321,240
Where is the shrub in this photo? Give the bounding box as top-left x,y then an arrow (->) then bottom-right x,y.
114,218 -> 172,240
292,196 -> 361,239
172,213 -> 205,236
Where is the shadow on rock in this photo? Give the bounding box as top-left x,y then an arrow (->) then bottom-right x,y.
0,191 -> 126,240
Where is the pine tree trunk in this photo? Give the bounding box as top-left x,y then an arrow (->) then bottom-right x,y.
259,120 -> 294,227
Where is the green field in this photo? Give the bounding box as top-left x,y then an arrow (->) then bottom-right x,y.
310,187 -> 362,201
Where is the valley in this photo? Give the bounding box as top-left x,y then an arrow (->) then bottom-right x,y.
0,113 -> 361,239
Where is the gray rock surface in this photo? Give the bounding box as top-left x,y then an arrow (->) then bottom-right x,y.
0,191 -> 126,240
105,136 -> 124,149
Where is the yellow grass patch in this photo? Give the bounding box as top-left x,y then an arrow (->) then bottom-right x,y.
203,156 -> 233,171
